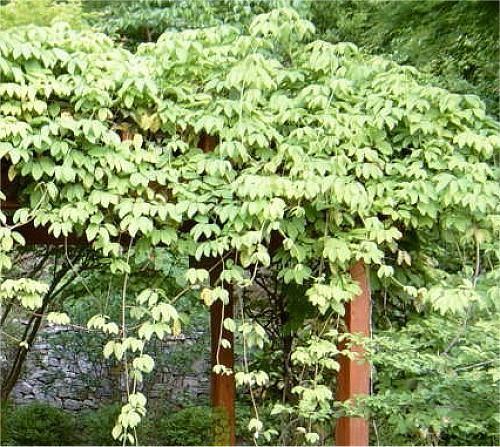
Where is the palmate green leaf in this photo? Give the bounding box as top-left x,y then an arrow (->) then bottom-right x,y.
424,284 -> 481,315
306,277 -> 361,315
211,287 -> 230,305
377,265 -> 394,279
0,278 -> 48,310
137,321 -> 154,341
123,337 -> 144,353
103,340 -> 115,359
114,342 -> 124,361
151,302 -> 178,322
103,322 -> 120,335
247,417 -> 263,435
109,259 -> 131,274
87,314 -> 107,330
305,432 -> 320,444
128,392 -> 147,409
133,354 -> 155,373
111,424 -> 122,440
46,312 -> 70,325
190,222 -> 221,241
281,263 -> 312,285
323,237 -> 351,265
219,265 -> 246,285
136,289 -> 158,306
223,317 -> 237,333
185,268 -> 209,284
356,241 -> 384,265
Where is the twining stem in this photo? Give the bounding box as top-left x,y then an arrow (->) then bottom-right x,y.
239,301 -> 260,447
120,238 -> 134,446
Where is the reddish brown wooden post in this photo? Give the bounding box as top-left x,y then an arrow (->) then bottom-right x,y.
198,133 -> 236,445
210,289 -> 235,445
336,260 -> 371,446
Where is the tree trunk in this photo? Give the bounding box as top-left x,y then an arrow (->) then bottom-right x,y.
1,308 -> 45,401
0,253 -> 79,402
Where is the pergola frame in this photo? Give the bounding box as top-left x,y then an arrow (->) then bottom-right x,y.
1,134 -> 371,446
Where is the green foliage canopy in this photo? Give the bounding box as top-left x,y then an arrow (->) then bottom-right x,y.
0,7 -> 499,444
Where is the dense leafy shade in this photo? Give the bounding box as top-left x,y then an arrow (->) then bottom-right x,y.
83,0 -> 279,48
0,7 -> 499,445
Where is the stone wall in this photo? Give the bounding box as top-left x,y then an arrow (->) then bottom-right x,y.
3,322 -> 210,411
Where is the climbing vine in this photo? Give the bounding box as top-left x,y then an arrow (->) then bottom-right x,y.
1,8 -> 499,445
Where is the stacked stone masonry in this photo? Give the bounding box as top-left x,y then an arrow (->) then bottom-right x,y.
1,322 -> 210,411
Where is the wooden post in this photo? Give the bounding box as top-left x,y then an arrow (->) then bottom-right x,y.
335,260 -> 371,446
210,287 -> 235,445
198,131 -> 235,444
191,255 -> 235,446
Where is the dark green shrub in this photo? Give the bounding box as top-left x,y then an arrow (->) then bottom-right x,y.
0,401 -> 15,446
152,406 -> 224,446
76,403 -> 121,446
235,403 -> 253,445
2,402 -> 77,446
77,403 -> 156,446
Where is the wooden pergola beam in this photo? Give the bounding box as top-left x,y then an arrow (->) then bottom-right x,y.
7,221 -> 88,245
336,260 -> 371,446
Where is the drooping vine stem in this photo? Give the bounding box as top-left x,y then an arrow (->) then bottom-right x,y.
239,300 -> 261,447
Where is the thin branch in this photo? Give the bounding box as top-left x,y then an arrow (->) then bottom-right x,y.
454,359 -> 496,372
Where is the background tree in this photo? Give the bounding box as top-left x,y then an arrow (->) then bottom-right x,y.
305,0 -> 500,117
0,0 -> 87,29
